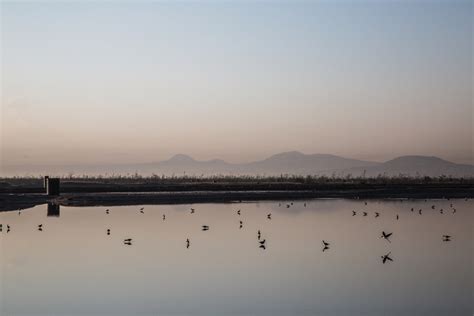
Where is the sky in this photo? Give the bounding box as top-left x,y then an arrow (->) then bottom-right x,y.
1,0 -> 473,171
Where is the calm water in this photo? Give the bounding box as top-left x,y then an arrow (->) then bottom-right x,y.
0,199 -> 472,316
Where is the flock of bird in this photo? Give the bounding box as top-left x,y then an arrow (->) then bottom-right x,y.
0,197 -> 468,265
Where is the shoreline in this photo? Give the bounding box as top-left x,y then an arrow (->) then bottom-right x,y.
1,186 -> 473,212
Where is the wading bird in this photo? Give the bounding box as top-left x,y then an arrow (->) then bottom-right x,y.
442,235 -> 451,242
380,231 -> 393,243
322,240 -> 330,251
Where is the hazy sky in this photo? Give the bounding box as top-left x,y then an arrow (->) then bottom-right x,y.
1,0 -> 473,169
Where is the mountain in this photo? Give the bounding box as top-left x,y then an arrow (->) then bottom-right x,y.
240,151 -> 378,175
348,156 -> 474,177
2,152 -> 473,177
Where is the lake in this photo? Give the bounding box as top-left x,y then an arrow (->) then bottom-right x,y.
0,199 -> 472,316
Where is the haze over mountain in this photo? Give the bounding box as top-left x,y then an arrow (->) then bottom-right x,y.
2,152 -> 473,178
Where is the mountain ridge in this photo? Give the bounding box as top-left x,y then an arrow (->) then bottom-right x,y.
2,152 -> 473,177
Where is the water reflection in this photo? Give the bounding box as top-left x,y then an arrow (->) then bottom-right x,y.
47,203 -> 60,217
0,199 -> 472,316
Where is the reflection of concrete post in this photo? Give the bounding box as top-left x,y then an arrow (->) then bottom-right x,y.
46,178 -> 60,196
47,203 -> 60,217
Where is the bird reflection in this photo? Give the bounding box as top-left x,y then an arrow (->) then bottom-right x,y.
381,252 -> 393,264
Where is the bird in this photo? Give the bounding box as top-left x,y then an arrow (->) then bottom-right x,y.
363,212 -> 368,217
124,238 -> 132,242
364,202 -> 367,205
186,238 -> 190,248
7,225 -> 10,233
38,224 -> 43,231
381,252 -> 393,264
380,231 -> 393,242
431,205 -> 436,210
190,208 -> 195,214
286,204 -> 290,208
107,229 -> 110,235
304,203 -> 306,207
259,244 -> 266,250
162,214 -> 166,221
267,213 -> 272,220
442,235 -> 451,242
410,208 -> 414,212
257,230 -> 261,240
419,209 -> 422,215
202,225 -> 209,231
0,224 -> 2,232
322,240 -> 330,247
452,208 -> 456,214
140,209 -> 145,214
396,214 -> 399,220
352,211 -> 357,216
259,239 -> 266,245
123,238 -> 132,245
105,209 -> 109,214
375,212 -> 380,218
239,221 -> 243,229
140,207 -> 144,211
237,210 -> 241,215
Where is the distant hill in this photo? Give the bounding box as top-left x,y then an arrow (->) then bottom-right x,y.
113,152 -> 474,177
2,152 -> 473,177
347,156 -> 474,177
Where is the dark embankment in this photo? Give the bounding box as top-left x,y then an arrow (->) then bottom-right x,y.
0,176 -> 473,212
